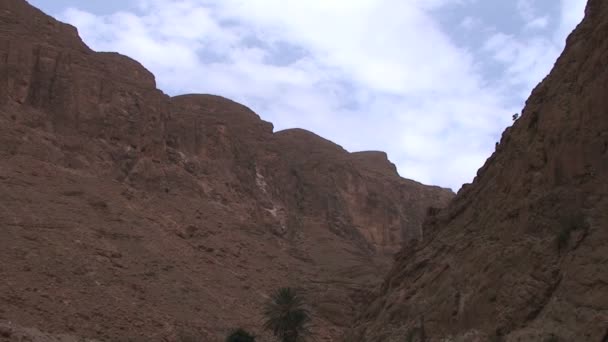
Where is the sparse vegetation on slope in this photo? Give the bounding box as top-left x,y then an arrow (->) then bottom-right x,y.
263,287 -> 312,342
226,328 -> 256,342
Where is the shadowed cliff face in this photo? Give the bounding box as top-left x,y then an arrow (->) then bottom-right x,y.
353,0 -> 608,341
0,1 -> 452,340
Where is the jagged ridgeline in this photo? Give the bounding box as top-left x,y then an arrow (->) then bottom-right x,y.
0,0 -> 452,340
352,0 -> 608,341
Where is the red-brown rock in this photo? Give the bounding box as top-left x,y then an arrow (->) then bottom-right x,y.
0,1 -> 452,340
353,0 -> 608,340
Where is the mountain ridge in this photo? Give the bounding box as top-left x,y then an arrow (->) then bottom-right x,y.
0,1 -> 452,340
352,0 -> 608,340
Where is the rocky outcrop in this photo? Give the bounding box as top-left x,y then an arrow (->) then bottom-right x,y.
353,0 -> 608,341
0,1 -> 452,340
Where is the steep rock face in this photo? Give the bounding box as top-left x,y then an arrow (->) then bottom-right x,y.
353,1 -> 608,341
0,1 -> 452,341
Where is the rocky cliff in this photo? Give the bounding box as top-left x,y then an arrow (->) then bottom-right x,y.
353,0 -> 608,341
0,1 -> 453,341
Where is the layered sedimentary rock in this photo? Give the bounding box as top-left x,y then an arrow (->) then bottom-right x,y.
0,1 -> 452,340
353,1 -> 608,340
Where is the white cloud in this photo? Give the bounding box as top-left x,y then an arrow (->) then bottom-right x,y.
516,0 -> 536,21
525,16 -> 549,30
460,16 -> 482,30
58,0 -> 584,191
556,0 -> 587,44
515,1 -> 550,30
483,32 -> 561,97
480,0 -> 585,104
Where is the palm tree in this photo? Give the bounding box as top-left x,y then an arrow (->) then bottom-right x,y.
226,328 -> 256,342
263,287 -> 311,342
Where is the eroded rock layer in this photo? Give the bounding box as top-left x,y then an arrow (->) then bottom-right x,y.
353,1 -> 608,341
0,1 -> 452,340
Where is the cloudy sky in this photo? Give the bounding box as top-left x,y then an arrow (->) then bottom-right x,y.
30,0 -> 586,191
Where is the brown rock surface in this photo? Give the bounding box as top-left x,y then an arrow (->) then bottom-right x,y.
0,1 -> 452,341
353,0 -> 608,341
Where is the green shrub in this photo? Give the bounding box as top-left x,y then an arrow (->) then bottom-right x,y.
263,287 -> 311,342
226,328 -> 256,342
